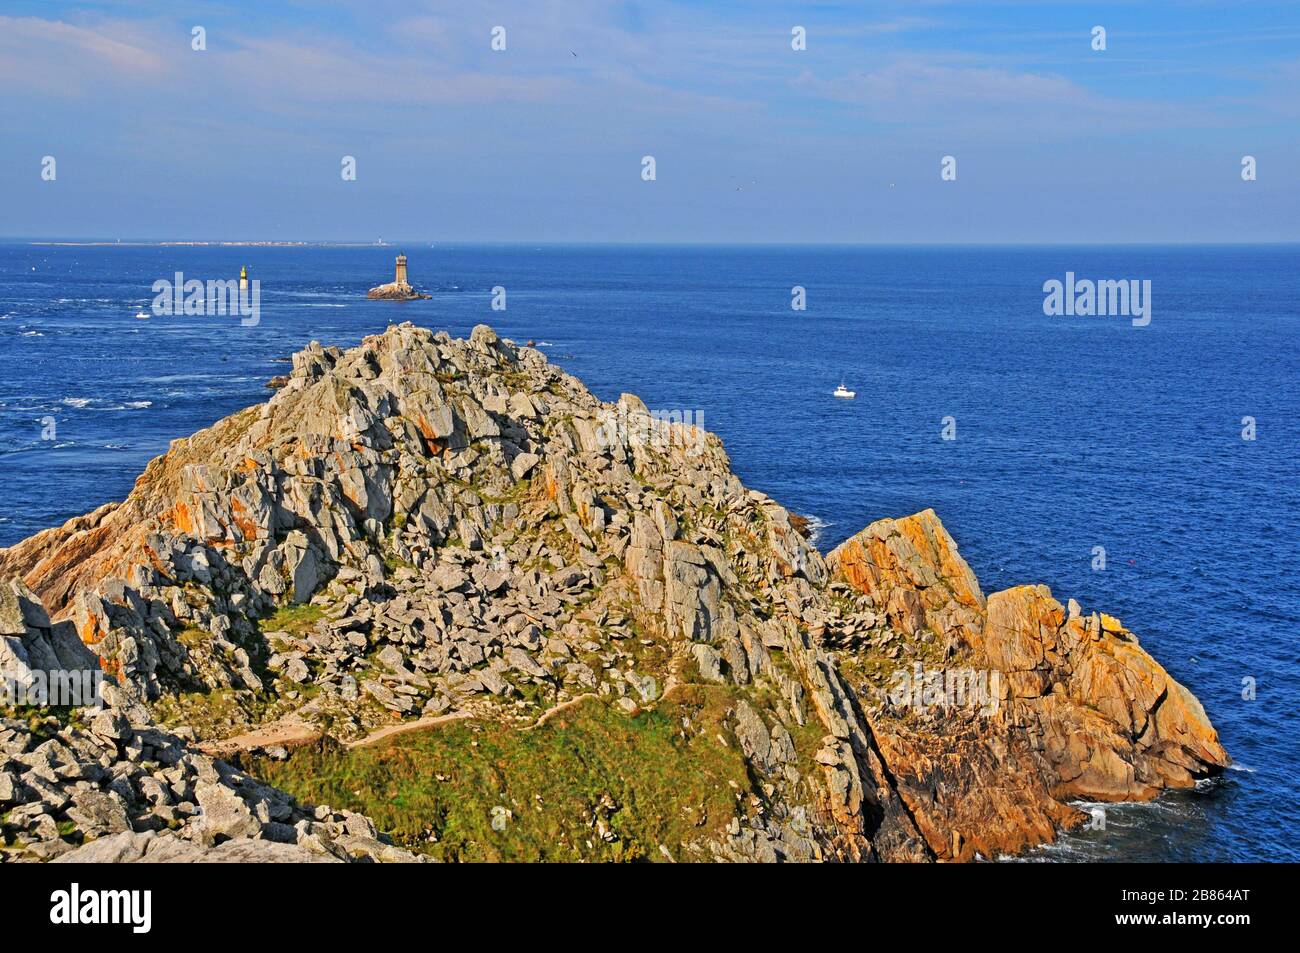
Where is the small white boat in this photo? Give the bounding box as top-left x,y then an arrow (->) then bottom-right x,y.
833,382 -> 855,399
134,310 -> 151,320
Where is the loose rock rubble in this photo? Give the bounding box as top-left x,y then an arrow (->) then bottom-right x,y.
0,681 -> 420,863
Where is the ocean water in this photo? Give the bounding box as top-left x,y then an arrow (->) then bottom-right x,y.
0,243 -> 1296,861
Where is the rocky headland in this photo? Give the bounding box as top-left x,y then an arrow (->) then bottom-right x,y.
0,323 -> 1228,862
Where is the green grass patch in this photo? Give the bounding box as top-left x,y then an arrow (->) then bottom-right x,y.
248,689 -> 751,861
259,603 -> 326,638
0,705 -> 85,738
176,626 -> 207,648
382,554 -> 415,574
152,687 -> 271,736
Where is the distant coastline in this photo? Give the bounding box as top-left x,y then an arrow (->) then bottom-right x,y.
27,240 -> 380,248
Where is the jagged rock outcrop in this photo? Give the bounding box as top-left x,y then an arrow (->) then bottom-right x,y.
366,281 -> 430,301
976,584 -> 1228,800
1,578 -> 100,691
827,510 -> 1229,860
0,325 -> 1227,862
830,508 -> 983,649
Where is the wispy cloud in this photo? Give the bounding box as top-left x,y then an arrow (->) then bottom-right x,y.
0,15 -> 168,91
789,58 -> 1199,134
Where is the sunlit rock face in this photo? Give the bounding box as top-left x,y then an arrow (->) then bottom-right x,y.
828,510 -> 1228,860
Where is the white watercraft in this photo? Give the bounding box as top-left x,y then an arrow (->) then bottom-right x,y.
134,310 -> 150,320
833,382 -> 855,399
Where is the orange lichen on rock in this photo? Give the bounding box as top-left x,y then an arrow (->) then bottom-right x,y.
78,612 -> 107,648
228,497 -> 260,541
827,508 -> 984,642
414,413 -> 446,456
168,500 -> 195,535
974,584 -> 1229,801
829,509 -> 1229,843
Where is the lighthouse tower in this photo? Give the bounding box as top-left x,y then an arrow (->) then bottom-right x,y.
395,254 -> 408,286
239,266 -> 249,292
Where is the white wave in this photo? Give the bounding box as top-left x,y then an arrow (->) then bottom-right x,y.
123,401 -> 153,409
1069,797 -> 1176,813
1004,840 -> 1085,862
20,330 -> 43,337
62,397 -> 91,408
1,439 -> 77,454
801,514 -> 832,545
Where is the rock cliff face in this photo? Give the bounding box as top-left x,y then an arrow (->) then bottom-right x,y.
0,324 -> 1228,862
826,511 -> 1229,860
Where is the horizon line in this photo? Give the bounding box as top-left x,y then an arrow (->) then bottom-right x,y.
7,238 -> 1300,249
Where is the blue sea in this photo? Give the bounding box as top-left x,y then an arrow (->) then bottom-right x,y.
1,243 -> 1296,861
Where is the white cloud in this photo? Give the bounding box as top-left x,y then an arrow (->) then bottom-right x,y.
790,57 -> 1203,135
0,15 -> 168,92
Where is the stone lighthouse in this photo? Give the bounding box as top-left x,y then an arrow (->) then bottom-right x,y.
367,253 -> 430,300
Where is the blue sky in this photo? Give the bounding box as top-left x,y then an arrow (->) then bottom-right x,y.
2,1 -> 1298,242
